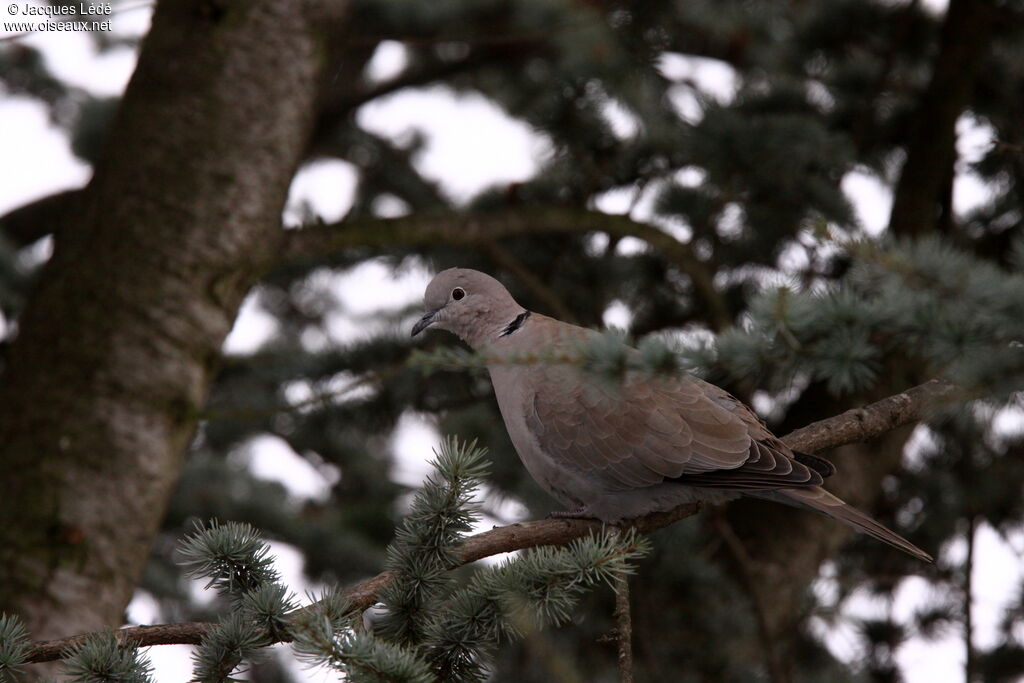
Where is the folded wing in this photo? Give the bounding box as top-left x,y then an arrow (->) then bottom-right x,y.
526,367 -> 825,491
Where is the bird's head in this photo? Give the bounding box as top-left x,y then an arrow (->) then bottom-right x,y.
412,268 -> 526,347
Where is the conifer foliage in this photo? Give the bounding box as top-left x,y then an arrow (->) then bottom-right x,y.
0,441 -> 645,682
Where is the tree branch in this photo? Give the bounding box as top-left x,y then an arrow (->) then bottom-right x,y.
21,378 -> 957,664
332,43 -> 548,116
276,207 -> 732,330
308,42 -> 548,157
781,379 -> 957,454
0,189 -> 82,247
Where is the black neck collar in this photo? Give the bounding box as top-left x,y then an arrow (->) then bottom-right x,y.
499,310 -> 531,337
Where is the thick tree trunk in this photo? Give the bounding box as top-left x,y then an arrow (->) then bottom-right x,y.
888,0 -> 997,237
0,0 -> 345,640
716,1 -> 999,670
723,374 -> 928,679
725,429 -> 914,618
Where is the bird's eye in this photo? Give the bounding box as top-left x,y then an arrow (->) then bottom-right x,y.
451,287 -> 466,301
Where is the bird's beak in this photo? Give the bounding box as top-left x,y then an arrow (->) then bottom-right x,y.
411,309 -> 439,337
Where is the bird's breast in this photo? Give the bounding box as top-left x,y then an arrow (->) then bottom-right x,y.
487,363 -> 590,506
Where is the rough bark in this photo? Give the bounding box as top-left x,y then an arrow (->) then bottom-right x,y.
21,378 -> 955,663
0,0 -> 346,641
782,380 -> 957,453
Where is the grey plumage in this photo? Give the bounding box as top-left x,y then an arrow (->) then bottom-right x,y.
413,268 -> 932,562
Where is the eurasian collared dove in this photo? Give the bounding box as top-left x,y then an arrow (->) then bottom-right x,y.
412,268 -> 932,562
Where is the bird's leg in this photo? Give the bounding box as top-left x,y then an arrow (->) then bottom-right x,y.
548,506 -> 594,519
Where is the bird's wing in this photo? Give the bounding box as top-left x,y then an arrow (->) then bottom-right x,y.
525,366 -> 824,491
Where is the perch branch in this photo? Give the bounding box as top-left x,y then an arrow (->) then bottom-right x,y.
782,379 -> 956,454
22,378 -> 957,663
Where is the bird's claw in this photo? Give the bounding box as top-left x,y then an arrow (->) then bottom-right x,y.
548,507 -> 593,519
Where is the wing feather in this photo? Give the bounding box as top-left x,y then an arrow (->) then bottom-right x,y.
525,364 -> 822,492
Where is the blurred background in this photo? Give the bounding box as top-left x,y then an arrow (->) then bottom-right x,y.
2,0 -> 1024,681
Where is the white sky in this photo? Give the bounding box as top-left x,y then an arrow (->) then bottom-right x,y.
3,1 -> 1017,681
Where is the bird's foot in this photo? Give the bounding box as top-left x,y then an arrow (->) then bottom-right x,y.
548,507 -> 594,519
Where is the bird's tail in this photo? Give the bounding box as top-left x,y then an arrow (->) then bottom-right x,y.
753,487 -> 933,562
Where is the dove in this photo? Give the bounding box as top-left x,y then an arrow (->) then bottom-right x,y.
412,268 -> 932,561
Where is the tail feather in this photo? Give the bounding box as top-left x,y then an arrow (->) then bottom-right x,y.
755,487 -> 933,562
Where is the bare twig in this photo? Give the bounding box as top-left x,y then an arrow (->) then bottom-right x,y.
22,378 -> 957,664
612,572 -> 634,683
